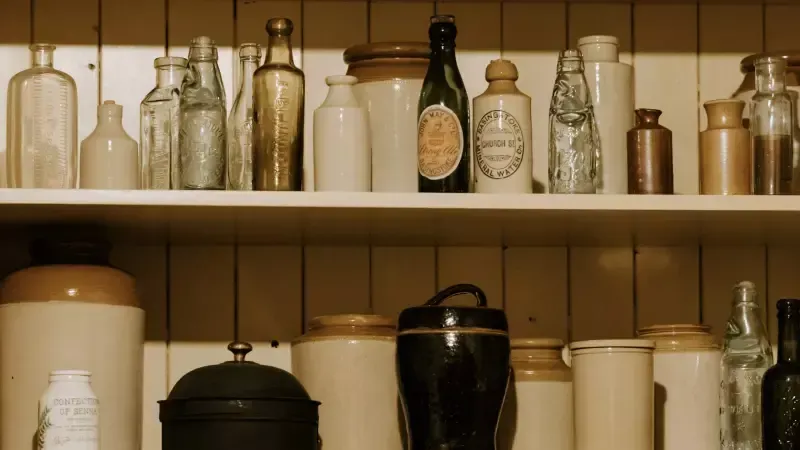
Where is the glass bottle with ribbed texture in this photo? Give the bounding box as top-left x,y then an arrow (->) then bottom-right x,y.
548,49 -> 599,194
7,43 -> 77,188
227,43 -> 261,190
140,56 -> 187,189
179,36 -> 227,190
720,281 -> 773,450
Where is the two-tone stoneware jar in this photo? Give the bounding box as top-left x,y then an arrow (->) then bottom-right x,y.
498,338 -> 573,450
637,324 -> 720,450
344,42 -> 429,193
292,315 -> 401,450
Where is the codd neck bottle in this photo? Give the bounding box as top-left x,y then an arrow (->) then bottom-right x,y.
140,56 -> 187,189
548,49 -> 599,194
7,43 -> 77,188
253,18 -> 304,191
762,298 -> 800,450
417,15 -> 470,193
179,36 -> 227,190
227,43 -> 261,190
721,281 -> 773,450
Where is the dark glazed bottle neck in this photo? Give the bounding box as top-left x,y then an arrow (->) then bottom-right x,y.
777,299 -> 800,364
636,109 -> 662,126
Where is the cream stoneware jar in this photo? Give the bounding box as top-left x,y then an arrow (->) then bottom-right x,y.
292,315 -> 401,450
498,338 -> 573,450
571,339 -> 655,450
637,324 -> 721,450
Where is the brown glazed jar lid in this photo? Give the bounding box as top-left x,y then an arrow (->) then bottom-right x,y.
741,51 -> 800,72
637,324 -> 719,351
344,42 -> 430,64
293,314 -> 395,343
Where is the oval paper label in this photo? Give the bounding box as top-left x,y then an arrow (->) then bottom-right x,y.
417,104 -> 464,180
475,110 -> 524,180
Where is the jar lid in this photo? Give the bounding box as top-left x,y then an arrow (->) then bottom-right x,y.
741,51 -> 800,72
159,342 -> 319,422
344,42 -> 430,64
397,284 -> 508,333
569,339 -> 655,351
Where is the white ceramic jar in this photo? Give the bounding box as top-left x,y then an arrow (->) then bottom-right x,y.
313,75 -> 371,191
344,42 -> 429,192
578,35 -> 634,195
637,324 -> 720,450
571,339 -> 655,450
38,370 -> 99,450
292,315 -> 401,450
498,339 -> 573,450
79,100 -> 139,189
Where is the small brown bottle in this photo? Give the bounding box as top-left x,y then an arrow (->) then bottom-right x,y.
627,108 -> 673,194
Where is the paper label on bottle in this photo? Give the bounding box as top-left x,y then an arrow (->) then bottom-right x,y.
38,396 -> 99,450
417,104 -> 464,180
475,110 -> 524,180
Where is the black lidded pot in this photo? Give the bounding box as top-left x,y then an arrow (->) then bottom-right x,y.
159,341 -> 320,450
397,284 -> 511,450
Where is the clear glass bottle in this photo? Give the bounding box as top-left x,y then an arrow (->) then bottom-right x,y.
140,56 -> 187,190
227,43 -> 261,190
548,49 -> 599,194
751,56 -> 794,195
720,281 -> 773,450
6,43 -> 78,188
253,18 -> 305,191
179,36 -> 227,190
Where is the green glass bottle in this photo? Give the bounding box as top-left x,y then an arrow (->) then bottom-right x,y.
417,15 -> 471,193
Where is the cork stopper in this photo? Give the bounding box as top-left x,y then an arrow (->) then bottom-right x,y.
267,18 -> 294,36
485,59 -> 518,82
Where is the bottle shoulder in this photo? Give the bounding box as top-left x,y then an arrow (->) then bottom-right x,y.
765,362 -> 800,381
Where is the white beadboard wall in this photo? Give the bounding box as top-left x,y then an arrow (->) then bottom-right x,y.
1,1 -> 800,450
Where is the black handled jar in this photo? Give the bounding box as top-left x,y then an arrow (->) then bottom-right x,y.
396,284 -> 511,450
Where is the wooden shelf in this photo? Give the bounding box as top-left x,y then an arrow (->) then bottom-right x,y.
0,189 -> 798,246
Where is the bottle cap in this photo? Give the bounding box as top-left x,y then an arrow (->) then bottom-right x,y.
154,56 -> 188,68
325,75 -> 357,86
577,35 -> 620,62
577,35 -> 618,46
238,43 -> 261,59
485,59 -> 518,82
267,18 -> 294,36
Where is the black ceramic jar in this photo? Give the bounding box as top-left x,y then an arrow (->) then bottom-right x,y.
396,284 -> 511,450
159,342 -> 320,450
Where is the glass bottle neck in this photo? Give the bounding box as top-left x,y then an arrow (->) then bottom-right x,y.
778,311 -> 800,363
755,63 -> 786,93
239,58 -> 259,89
156,66 -> 185,88
430,41 -> 457,66
265,35 -> 294,65
32,49 -> 54,67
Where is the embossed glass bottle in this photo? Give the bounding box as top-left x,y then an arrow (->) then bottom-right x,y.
140,56 -> 187,189
253,18 -> 304,191
179,36 -> 227,190
762,299 -> 800,450
7,43 -> 77,188
227,43 -> 261,190
548,49 -> 599,194
721,281 -> 773,450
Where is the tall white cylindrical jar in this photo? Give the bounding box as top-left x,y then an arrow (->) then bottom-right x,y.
571,339 -> 655,450
578,35 -> 634,194
38,370 -> 99,450
498,339 -> 573,450
292,315 -> 401,450
472,59 -> 532,193
637,325 -> 721,450
79,101 -> 139,189
313,75 -> 371,191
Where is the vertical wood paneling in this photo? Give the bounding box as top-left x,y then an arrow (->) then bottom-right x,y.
371,247 -> 436,319
33,0 -> 99,145
370,2 -> 433,42
101,0 -> 165,145
0,0 -> 31,188
766,247 -> 800,344
437,247 -> 503,308
701,246 -> 767,339
504,247 -> 569,340
764,5 -> 800,51
568,3 -> 632,64
635,247 -> 700,329
237,245 -> 302,371
304,246 -> 371,324
570,247 -> 634,341
634,4 -> 699,194
110,245 -> 167,450
168,246 -> 235,387
303,1 -> 368,191
698,4 -> 762,131
502,3 -> 566,193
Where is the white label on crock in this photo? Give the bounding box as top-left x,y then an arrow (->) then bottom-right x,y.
38,396 -> 99,450
475,109 -> 525,180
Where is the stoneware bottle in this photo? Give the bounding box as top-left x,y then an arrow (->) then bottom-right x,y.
627,108 -> 673,194
313,75 -> 370,191
578,35 -> 634,195
700,99 -> 751,195
79,100 -> 139,189
472,59 -> 532,193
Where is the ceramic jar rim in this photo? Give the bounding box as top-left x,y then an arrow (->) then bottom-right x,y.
569,339 -> 655,352
637,324 -> 719,350
293,314 -> 395,343
511,338 -> 564,350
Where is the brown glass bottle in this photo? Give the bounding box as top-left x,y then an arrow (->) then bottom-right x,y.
417,15 -> 470,193
253,18 -> 305,191
626,108 -> 673,194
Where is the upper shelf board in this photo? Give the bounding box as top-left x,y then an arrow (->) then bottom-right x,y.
0,189 -> 798,246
